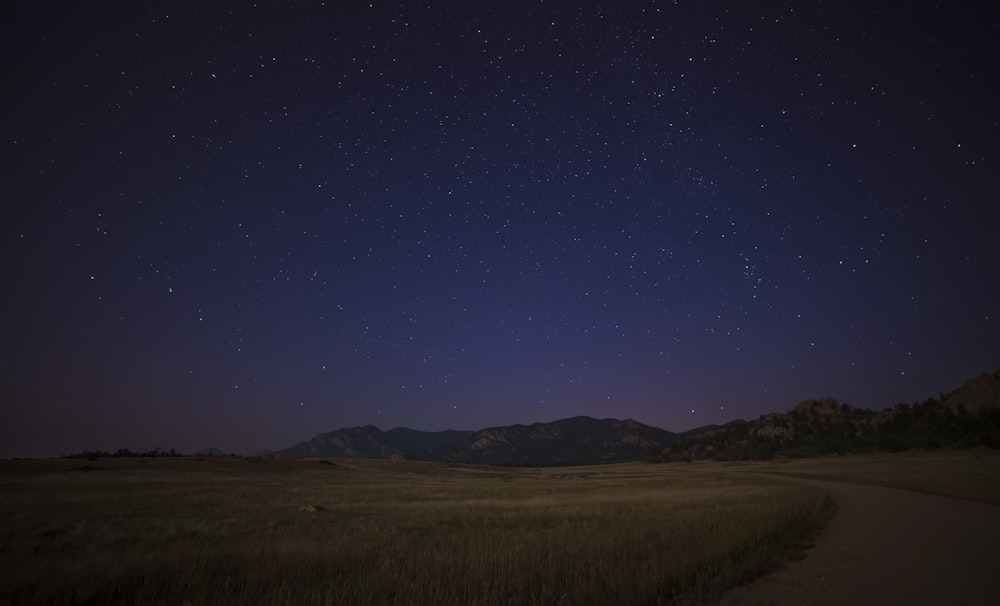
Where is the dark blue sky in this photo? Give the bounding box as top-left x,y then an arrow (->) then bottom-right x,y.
2,2 -> 998,457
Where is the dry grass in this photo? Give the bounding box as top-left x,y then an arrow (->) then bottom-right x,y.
728,448 -> 1000,505
0,457 -> 832,606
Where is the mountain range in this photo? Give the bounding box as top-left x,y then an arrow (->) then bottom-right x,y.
273,416 -> 681,466
271,368 -> 1000,464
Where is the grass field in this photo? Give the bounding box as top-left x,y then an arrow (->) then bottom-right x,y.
732,448 -> 1000,505
0,457 -> 833,606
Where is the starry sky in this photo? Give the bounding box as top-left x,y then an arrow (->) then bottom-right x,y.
2,2 -> 998,458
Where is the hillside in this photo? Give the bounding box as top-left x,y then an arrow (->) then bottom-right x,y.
431,416 -> 676,466
272,416 -> 674,465
664,369 -> 1000,461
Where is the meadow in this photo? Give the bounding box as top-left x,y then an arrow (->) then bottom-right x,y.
738,448 -> 1000,505
0,457 -> 833,606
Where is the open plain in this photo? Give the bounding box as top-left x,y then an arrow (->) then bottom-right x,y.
1,450 -> 998,605
1,456 -> 828,605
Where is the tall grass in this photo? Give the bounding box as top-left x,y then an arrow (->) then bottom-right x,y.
0,458 -> 832,605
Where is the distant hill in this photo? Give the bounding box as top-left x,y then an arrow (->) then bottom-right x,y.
269,368 -> 1000,465
431,416 -> 676,466
664,369 -> 1000,461
271,416 -> 674,465
941,369 -> 1000,412
194,447 -> 227,457
274,426 -> 473,459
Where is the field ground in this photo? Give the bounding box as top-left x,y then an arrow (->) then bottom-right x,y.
721,447 -> 1000,505
1,450 -> 996,605
1,457 -> 829,605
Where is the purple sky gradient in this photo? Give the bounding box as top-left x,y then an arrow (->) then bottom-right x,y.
2,2 -> 998,457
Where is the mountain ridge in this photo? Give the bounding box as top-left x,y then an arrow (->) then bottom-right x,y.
270,368 -> 1000,464
272,415 -> 677,466
665,369 -> 1000,460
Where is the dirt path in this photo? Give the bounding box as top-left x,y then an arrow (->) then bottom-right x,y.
715,476 -> 1000,606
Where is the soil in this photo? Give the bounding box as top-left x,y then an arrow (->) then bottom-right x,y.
715,476 -> 1000,606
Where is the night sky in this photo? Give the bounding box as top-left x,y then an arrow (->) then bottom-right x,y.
3,2 -> 998,458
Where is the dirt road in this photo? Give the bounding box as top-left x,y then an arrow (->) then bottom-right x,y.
715,476 -> 1000,606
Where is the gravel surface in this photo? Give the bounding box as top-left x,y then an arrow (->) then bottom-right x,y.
715,476 -> 1000,606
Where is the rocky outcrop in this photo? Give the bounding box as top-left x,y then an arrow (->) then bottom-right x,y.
666,368 -> 1000,460
942,369 -> 1000,412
